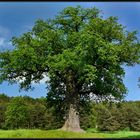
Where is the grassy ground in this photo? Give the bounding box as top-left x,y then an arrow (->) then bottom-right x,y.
0,129 -> 140,138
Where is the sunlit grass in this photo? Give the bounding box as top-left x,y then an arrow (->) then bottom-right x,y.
0,129 -> 140,138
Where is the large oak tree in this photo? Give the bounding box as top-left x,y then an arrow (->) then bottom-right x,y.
0,6 -> 140,132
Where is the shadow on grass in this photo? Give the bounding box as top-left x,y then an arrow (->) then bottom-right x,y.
87,130 -> 120,134
124,135 -> 140,138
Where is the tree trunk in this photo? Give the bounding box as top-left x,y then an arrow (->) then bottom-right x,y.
61,70 -> 84,132
61,103 -> 84,132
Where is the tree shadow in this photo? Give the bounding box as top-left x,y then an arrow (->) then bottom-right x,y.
124,135 -> 140,138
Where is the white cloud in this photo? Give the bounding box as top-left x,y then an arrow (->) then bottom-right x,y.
0,26 -> 13,50
0,38 -> 5,46
39,75 -> 50,84
33,74 -> 50,85
0,37 -> 13,50
16,74 -> 50,86
0,26 -> 10,37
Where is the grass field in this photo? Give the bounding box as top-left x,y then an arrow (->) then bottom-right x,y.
0,129 -> 140,138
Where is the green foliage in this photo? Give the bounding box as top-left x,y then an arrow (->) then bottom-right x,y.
79,101 -> 96,130
0,93 -> 10,129
44,106 -> 64,130
92,101 -> 140,132
5,97 -> 29,129
96,103 -> 117,131
0,94 -> 63,130
27,103 -> 47,129
119,102 -> 140,131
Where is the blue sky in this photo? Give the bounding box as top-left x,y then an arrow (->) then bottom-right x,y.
0,2 -> 140,101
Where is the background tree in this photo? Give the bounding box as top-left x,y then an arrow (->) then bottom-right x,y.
5,97 -> 29,129
0,93 -> 10,129
120,102 -> 140,131
0,6 -> 140,132
28,102 -> 46,129
97,103 -> 121,131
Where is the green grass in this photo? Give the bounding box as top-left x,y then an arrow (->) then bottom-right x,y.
0,129 -> 140,138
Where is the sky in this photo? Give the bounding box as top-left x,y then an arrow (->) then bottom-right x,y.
0,2 -> 140,101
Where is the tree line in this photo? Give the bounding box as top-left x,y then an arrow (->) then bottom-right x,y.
0,93 -> 140,131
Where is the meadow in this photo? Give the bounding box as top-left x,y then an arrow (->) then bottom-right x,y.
0,129 -> 140,138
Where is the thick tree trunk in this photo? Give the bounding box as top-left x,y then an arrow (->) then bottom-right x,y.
61,103 -> 84,132
61,70 -> 84,132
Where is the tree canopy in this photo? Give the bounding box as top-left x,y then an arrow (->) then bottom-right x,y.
0,6 -> 140,132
